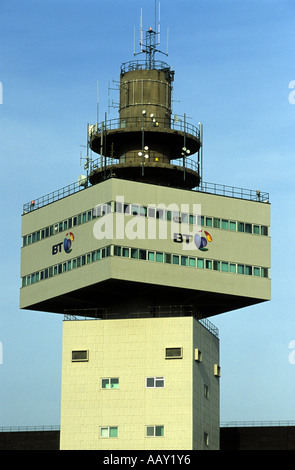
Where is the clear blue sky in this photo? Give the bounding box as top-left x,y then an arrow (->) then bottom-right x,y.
1,0 -> 295,427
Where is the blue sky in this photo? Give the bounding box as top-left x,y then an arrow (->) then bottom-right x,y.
0,0 -> 295,427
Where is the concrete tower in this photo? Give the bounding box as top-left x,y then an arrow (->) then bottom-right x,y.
20,5 -> 271,451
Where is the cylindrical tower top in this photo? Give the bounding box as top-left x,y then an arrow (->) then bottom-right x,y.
89,26 -> 202,189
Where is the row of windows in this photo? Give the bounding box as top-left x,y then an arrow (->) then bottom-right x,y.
100,425 -> 164,439
100,426 -> 210,446
100,376 -> 212,394
22,200 -> 269,246
71,348 -> 221,377
21,243 -> 269,288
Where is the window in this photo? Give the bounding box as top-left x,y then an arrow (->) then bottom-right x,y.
261,226 -> 268,236
156,252 -> 163,262
230,263 -> 236,273
100,426 -> 118,438
146,425 -> 164,437
148,251 -> 155,261
213,218 -> 220,228
146,377 -> 164,388
254,267 -> 260,276
195,349 -> 202,362
253,225 -> 260,235
204,384 -> 209,398
172,255 -> 179,265
101,378 -> 119,389
72,350 -> 88,362
230,221 -> 236,231
245,223 -> 252,233
181,256 -> 188,266
214,364 -> 221,377
165,347 -> 182,359
221,219 -> 228,230
221,262 -> 228,272
237,222 -> 244,232
204,432 -> 209,447
197,258 -> 204,269
205,217 -> 212,227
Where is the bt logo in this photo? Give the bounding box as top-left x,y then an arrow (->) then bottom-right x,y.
52,232 -> 74,255
174,230 -> 212,251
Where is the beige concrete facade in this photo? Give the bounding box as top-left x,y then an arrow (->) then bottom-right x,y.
20,178 -> 271,317
60,316 -> 220,450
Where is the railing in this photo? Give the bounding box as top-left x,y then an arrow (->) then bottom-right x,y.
221,420 -> 295,428
89,116 -> 200,139
91,154 -> 199,173
22,175 -> 269,214
197,181 -> 269,203
22,180 -> 88,214
120,59 -> 171,75
63,305 -> 219,339
0,425 -> 60,433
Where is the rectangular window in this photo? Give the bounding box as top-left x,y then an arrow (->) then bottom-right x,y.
189,257 -> 196,267
164,253 -> 171,264
261,267 -> 268,278
213,260 -> 220,271
100,426 -> 118,438
131,248 -> 138,259
221,262 -> 228,272
213,218 -> 220,228
122,247 -> 129,257
114,246 -> 121,256
146,377 -> 164,388
230,221 -> 236,231
237,222 -> 244,232
172,255 -> 179,265
237,264 -> 244,274
221,219 -> 228,230
245,265 -> 252,276
72,350 -> 89,362
156,252 -> 163,262
253,225 -> 260,235
146,425 -> 164,437
261,226 -> 268,236
139,249 -> 147,260
230,263 -> 236,273
197,258 -> 204,269
245,223 -> 252,233
254,267 -> 260,276
181,256 -> 188,266
101,378 -> 119,389
148,251 -> 155,261
205,217 -> 212,227
205,260 -> 212,270
165,347 -> 182,359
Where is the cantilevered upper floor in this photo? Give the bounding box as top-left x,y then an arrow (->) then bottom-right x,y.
20,177 -> 270,319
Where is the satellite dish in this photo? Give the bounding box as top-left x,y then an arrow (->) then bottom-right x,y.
77,175 -> 87,187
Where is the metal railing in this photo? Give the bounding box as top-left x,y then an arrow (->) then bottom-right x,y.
120,59 -> 171,75
89,116 -> 200,139
91,154 -> 199,172
22,176 -> 269,214
197,181 -> 269,203
221,420 -> 295,428
63,305 -> 219,339
0,425 -> 60,433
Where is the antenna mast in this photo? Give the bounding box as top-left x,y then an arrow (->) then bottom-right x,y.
134,1 -> 167,69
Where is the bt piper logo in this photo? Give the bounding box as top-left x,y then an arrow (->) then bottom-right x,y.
52,232 -> 74,255
174,230 -> 212,252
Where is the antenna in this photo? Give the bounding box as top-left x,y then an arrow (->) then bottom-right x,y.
134,0 -> 168,68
